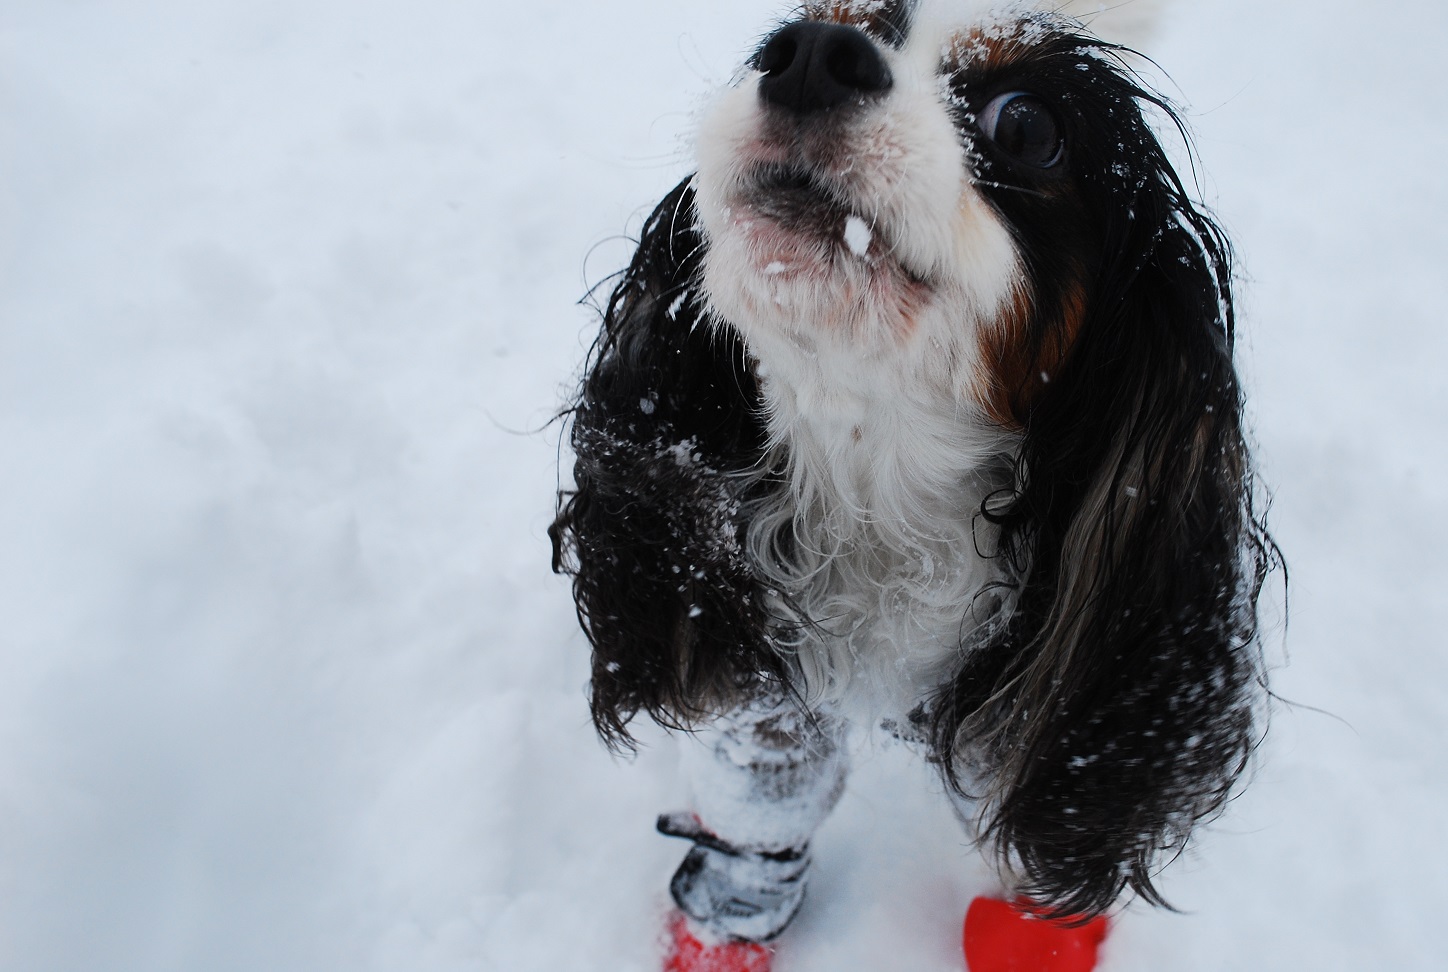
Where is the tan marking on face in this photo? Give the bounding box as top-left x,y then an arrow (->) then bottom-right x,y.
943,23 -> 1040,75
979,280 -> 1087,427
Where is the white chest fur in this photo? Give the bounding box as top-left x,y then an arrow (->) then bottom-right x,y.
690,4 -> 1030,720
739,329 -> 1014,722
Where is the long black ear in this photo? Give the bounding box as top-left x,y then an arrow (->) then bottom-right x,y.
932,99 -> 1278,916
551,177 -> 786,750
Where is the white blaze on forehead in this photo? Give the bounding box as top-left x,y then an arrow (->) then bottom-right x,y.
904,0 -> 1005,46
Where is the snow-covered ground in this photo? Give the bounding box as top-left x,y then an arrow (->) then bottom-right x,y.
3,1 -> 1445,969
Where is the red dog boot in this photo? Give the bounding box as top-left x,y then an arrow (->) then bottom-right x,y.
663,911 -> 773,972
963,896 -> 1109,972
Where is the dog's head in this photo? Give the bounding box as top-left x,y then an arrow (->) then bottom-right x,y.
694,0 -> 1197,429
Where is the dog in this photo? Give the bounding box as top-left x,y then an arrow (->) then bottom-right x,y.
552,0 -> 1276,959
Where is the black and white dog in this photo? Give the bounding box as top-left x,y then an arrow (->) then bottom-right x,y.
552,0 -> 1276,948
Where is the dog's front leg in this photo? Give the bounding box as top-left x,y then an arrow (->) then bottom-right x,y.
657,691 -> 848,943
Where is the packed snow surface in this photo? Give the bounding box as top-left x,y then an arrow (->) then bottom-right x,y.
3,1 -> 1446,969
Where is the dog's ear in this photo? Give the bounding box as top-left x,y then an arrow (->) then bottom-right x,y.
551,177 -> 785,750
933,109 -> 1276,916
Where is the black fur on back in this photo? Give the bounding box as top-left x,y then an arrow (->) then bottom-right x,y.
550,179 -> 788,749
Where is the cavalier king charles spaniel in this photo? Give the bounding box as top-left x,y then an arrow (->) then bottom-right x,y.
552,0 -> 1276,961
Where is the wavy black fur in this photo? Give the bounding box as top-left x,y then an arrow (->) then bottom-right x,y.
550,180 -> 787,748
553,17 -> 1279,918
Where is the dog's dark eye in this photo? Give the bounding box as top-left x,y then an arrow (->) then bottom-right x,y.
980,92 -> 1064,168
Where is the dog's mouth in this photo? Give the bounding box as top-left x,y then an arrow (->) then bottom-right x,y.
752,163 -> 843,205
735,161 -> 885,260
697,131 -> 946,342
743,163 -> 852,226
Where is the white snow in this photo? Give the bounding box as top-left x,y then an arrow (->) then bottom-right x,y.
2,1 -> 1447,970
843,216 -> 873,258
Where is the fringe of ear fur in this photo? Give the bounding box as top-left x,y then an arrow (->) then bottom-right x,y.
550,179 -> 792,750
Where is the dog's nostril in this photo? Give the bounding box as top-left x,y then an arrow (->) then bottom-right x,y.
757,21 -> 892,115
757,35 -> 798,76
826,46 -> 872,90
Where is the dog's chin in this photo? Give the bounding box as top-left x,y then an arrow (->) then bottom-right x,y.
698,173 -> 936,350
703,217 -> 934,349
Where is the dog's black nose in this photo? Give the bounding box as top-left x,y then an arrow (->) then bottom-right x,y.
756,21 -> 892,114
